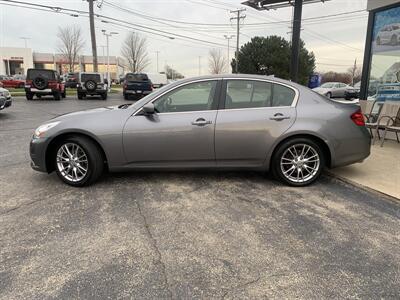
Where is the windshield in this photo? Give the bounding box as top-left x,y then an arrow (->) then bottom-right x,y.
81,74 -> 101,82
27,69 -> 56,80
320,83 -> 335,88
126,73 -> 148,82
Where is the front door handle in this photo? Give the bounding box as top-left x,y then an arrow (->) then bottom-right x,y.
270,113 -> 290,121
191,118 -> 212,126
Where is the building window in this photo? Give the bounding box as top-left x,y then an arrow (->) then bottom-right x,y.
368,5 -> 400,101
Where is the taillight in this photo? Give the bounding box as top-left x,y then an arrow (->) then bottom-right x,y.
351,109 -> 365,126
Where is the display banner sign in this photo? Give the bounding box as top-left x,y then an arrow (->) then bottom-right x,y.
372,6 -> 400,54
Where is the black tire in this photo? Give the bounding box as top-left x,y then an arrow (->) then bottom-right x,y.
77,92 -> 84,100
84,80 -> 97,92
18,82 -> 25,88
61,90 -> 66,98
101,93 -> 108,100
54,91 -> 61,101
54,136 -> 104,187
123,93 -> 128,100
33,77 -> 48,90
345,95 -> 351,100
26,93 -> 34,100
271,138 -> 325,187
326,92 -> 332,99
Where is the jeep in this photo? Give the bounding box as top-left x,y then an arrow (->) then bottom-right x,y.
25,69 -> 66,100
77,72 -> 108,100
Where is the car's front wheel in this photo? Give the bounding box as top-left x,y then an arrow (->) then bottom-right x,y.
272,138 -> 325,186
54,136 -> 104,187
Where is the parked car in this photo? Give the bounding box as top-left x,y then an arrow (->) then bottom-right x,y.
77,72 -> 108,100
65,72 -> 79,88
376,23 -> 400,46
312,82 -> 349,98
147,73 -> 168,88
0,87 -> 12,111
123,73 -> 153,100
118,74 -> 125,84
0,75 -> 25,88
25,68 -> 66,100
30,74 -> 370,187
345,82 -> 360,100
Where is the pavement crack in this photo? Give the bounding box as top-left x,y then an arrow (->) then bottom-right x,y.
135,199 -> 173,299
222,274 -> 261,299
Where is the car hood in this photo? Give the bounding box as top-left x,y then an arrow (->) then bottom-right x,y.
52,105 -> 122,120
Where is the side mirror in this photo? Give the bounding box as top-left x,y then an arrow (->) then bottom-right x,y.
143,102 -> 155,115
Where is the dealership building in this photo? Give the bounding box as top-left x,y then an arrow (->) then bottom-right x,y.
0,47 -> 126,79
360,0 -> 400,100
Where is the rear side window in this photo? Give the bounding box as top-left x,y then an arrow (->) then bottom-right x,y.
126,74 -> 148,81
224,80 -> 295,109
27,70 -> 55,80
81,74 -> 101,82
272,84 -> 296,107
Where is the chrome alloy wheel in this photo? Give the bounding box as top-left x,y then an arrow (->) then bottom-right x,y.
56,143 -> 88,182
280,144 -> 320,183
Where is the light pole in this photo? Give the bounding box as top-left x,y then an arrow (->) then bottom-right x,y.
19,37 -> 30,48
101,30 -> 118,91
98,45 -> 106,78
224,34 -> 235,73
155,51 -> 160,73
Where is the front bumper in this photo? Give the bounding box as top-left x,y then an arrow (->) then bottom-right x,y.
30,137 -> 51,173
0,97 -> 12,110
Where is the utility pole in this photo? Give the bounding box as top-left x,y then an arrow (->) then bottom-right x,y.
289,0 -> 302,83
88,0 -> 98,72
224,34 -> 235,73
98,45 -> 106,78
198,56 -> 201,76
155,51 -> 160,73
102,30 -> 118,91
352,58 -> 357,86
230,9 -> 246,74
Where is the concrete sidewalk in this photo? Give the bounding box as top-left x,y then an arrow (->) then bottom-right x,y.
331,140 -> 400,199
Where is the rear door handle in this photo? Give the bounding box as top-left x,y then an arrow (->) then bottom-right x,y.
191,118 -> 212,126
270,113 -> 290,121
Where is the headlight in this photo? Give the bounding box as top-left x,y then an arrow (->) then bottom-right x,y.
34,121 -> 60,138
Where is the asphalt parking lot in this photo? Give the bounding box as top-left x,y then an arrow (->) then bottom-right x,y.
1,93 -> 399,299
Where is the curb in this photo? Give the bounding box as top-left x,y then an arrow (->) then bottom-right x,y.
325,170 -> 400,203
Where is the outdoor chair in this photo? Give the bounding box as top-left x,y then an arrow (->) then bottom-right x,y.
364,101 -> 400,142
377,104 -> 400,147
359,99 -> 376,121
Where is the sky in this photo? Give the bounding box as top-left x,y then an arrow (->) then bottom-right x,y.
0,0 -> 368,77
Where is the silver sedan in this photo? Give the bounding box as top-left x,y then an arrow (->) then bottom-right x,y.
30,74 -> 371,187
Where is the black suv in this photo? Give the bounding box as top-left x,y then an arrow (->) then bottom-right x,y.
123,73 -> 153,100
25,69 -> 66,100
77,72 -> 108,100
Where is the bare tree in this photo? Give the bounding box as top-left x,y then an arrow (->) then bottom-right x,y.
121,32 -> 150,73
57,25 -> 85,72
208,48 -> 227,74
165,65 -> 184,80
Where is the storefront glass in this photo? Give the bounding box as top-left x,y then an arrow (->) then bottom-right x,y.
368,5 -> 400,101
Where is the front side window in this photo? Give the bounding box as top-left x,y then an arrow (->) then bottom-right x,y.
224,80 -> 295,109
154,81 -> 217,113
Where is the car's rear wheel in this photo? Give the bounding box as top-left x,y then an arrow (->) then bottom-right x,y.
123,93 -> 128,100
272,138 -> 325,187
77,92 -> 84,100
54,136 -> 104,187
101,93 -> 108,100
326,92 -> 332,98
61,90 -> 66,98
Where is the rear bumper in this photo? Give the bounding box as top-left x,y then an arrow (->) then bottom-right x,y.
124,89 -> 152,95
77,87 -> 107,94
30,137 -> 50,173
330,127 -> 371,168
25,88 -> 57,95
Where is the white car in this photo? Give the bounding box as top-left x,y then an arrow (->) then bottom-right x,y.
376,23 -> 400,46
312,82 -> 349,98
0,87 -> 12,111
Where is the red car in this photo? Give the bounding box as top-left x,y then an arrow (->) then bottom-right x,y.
25,69 -> 66,100
0,75 -> 25,88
